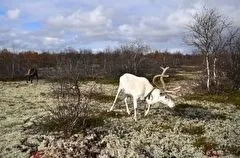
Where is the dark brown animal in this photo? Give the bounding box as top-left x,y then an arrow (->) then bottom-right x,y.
26,68 -> 38,83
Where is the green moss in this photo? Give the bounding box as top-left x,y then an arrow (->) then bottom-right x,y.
36,105 -> 122,136
150,123 -> 173,132
79,77 -> 119,85
98,111 -> 127,118
160,124 -> 172,130
180,65 -> 202,72
168,75 -> 188,82
95,78 -> 119,85
181,125 -> 205,135
84,92 -> 115,103
184,91 -> 240,107
0,116 -> 7,120
236,105 -> 240,110
192,137 -> 208,148
192,137 -> 218,154
40,92 -> 46,96
36,114 -> 105,136
214,113 -> 227,120
84,116 -> 105,128
0,76 -> 26,82
176,103 -> 206,109
224,145 -> 240,156
3,121 -> 22,128
39,100 -> 47,103
134,125 -> 143,131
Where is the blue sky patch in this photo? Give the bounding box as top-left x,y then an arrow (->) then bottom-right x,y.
23,21 -> 42,31
0,7 -> 5,15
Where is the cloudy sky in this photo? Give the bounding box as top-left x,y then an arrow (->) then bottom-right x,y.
0,0 -> 240,53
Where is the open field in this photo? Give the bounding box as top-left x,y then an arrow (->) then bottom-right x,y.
1,0 -> 240,157
1,1 -> 240,157
0,76 -> 240,157
0,81 -> 54,157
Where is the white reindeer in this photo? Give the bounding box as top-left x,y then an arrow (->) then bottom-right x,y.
109,67 -> 180,121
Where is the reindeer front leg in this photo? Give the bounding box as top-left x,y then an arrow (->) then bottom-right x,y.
144,103 -> 151,116
133,97 -> 138,121
124,97 -> 131,115
109,87 -> 121,112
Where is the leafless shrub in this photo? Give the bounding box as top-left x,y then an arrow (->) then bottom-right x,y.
36,55 -> 105,137
38,102 -> 87,136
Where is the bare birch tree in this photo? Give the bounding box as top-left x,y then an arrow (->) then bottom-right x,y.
185,8 -> 231,91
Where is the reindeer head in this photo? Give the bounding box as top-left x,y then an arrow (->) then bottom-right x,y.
150,67 -> 181,108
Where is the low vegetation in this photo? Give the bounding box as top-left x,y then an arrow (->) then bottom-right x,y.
175,103 -> 206,109
184,91 -> 240,107
95,78 -> 119,85
223,145 -> 240,156
192,137 -> 218,155
181,125 -> 205,135
36,103 -> 91,136
83,91 -> 115,103
1,77 -> 240,157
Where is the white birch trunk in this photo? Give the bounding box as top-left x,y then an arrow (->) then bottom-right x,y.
213,57 -> 217,84
206,55 -> 210,91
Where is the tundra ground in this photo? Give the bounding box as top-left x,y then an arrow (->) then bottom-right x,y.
0,78 -> 239,158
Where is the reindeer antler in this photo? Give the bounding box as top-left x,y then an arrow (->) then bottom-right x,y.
153,66 -> 181,98
152,67 -> 169,90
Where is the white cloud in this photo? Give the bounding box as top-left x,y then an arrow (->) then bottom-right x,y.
7,8 -> 20,20
118,24 -> 134,35
167,9 -> 194,27
92,48 -> 104,53
116,4 -> 199,44
47,6 -> 112,35
1,0 -> 240,52
42,37 -> 64,46
169,48 -> 184,53
117,15 -> 182,42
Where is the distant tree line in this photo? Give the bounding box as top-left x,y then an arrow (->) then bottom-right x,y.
0,42 -> 203,81
1,37 -> 239,92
